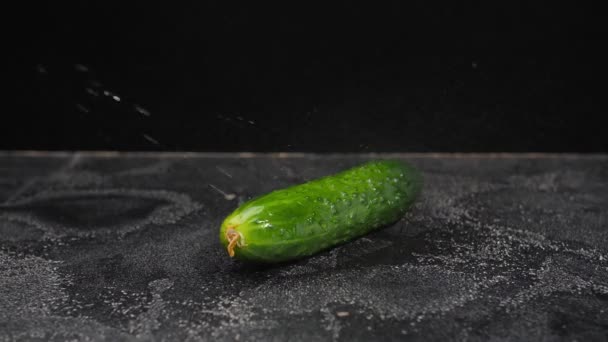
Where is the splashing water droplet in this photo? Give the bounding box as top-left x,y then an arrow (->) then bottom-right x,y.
134,105 -> 151,116
74,64 -> 89,72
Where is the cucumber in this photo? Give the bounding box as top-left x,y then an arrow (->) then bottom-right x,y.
219,160 -> 422,263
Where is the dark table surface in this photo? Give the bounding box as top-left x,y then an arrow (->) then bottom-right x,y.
1,152 -> 607,341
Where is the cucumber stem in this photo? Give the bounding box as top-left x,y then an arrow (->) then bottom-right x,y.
226,227 -> 240,257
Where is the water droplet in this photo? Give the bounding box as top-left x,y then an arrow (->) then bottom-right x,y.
135,105 -> 151,116
36,64 -> 47,74
85,88 -> 99,96
74,64 -> 89,72
76,104 -> 89,113
142,134 -> 160,145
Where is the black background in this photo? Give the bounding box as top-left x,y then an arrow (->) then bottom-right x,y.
9,2 -> 606,152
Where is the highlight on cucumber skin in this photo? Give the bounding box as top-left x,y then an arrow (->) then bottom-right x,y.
219,160 -> 422,263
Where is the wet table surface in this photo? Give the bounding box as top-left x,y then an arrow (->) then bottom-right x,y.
1,152 -> 607,341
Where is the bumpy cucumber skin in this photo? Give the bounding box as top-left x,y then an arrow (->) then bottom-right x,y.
219,160 -> 422,263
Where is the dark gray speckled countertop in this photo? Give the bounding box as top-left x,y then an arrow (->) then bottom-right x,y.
1,152 -> 607,341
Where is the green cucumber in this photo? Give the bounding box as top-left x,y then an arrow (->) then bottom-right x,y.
219,160 -> 422,263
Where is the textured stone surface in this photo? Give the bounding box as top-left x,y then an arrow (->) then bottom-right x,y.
0,152 -> 607,341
